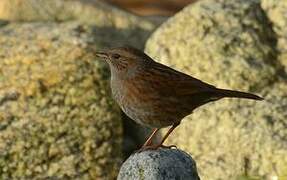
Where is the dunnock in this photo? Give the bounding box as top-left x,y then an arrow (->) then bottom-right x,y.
96,46 -> 263,151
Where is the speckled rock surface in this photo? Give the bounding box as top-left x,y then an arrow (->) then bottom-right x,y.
0,0 -> 155,28
261,0 -> 287,49
146,0 -> 278,91
261,0 -> 287,73
0,22 -> 128,179
145,0 -> 287,179
117,148 -> 200,180
0,0 -> 157,51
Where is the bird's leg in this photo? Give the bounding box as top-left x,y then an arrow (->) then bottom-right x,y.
156,122 -> 180,149
137,122 -> 180,152
141,128 -> 159,148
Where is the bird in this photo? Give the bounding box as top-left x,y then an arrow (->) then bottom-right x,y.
95,46 -> 263,151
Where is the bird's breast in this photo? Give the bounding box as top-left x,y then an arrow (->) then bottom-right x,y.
111,77 -> 184,128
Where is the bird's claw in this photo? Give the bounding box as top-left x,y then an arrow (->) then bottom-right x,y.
136,144 -> 177,153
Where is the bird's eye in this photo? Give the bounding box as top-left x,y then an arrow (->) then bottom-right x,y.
112,54 -> 120,59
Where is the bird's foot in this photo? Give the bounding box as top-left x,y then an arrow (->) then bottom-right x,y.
136,144 -> 177,153
160,144 -> 177,149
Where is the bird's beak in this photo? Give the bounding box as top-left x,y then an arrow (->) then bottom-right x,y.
95,52 -> 108,59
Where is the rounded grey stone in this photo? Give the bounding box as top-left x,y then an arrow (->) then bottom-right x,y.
117,148 -> 200,180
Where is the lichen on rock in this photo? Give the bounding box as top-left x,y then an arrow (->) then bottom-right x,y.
0,0 -> 155,29
0,22 -> 123,179
261,0 -> 287,76
146,0 -> 278,91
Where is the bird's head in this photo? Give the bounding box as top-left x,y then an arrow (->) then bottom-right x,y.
96,46 -> 154,76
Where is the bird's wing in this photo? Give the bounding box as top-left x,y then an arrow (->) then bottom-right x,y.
146,62 -> 217,97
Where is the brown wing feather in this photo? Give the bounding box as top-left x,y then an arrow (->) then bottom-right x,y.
149,62 -> 217,97
136,62 -> 220,113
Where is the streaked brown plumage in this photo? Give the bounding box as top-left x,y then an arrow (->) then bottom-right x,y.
96,46 -> 263,150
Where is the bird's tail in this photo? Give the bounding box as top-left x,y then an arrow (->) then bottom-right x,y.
215,88 -> 263,100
